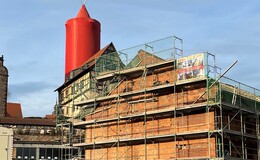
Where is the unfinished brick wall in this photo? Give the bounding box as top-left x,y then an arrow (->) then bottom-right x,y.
85,111 -> 214,143
85,137 -> 216,160
84,62 -> 219,159
108,65 -> 176,95
85,82 -> 210,122
137,50 -> 165,67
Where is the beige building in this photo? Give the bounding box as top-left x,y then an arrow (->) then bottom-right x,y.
0,127 -> 13,160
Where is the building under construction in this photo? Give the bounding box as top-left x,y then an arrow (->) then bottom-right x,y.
56,5 -> 259,160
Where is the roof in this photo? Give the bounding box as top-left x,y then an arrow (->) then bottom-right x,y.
76,5 -> 90,18
45,114 -> 56,119
127,49 -> 164,68
0,117 -> 55,126
6,102 -> 23,118
55,42 -> 116,91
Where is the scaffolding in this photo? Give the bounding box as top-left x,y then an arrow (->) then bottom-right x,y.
57,36 -> 259,159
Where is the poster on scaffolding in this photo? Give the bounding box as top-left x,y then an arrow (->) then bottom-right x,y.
177,53 -> 205,81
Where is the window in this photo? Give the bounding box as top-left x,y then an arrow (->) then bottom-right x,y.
71,86 -> 74,94
39,148 -> 46,159
16,147 -> 79,160
15,148 -> 36,160
65,89 -> 68,97
46,148 -> 52,159
53,148 -> 59,160
29,148 -> 36,160
79,80 -> 84,89
16,148 -> 23,159
23,148 -> 29,159
60,92 -> 64,100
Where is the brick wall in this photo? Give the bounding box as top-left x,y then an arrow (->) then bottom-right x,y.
85,137 -> 216,160
86,111 -> 214,143
84,62 -> 218,159
85,82 -> 210,122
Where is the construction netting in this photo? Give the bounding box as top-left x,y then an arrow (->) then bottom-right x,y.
94,36 -> 183,76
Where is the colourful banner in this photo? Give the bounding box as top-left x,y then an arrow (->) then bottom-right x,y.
177,53 -> 205,81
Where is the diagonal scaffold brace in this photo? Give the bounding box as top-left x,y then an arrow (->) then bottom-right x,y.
192,60 -> 238,105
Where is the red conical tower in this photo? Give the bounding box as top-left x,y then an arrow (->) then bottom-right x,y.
65,5 -> 101,78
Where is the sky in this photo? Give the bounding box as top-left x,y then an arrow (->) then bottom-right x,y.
1,0 -> 260,117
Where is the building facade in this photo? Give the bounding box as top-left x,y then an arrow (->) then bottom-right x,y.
55,4 -> 259,160
57,36 -> 259,159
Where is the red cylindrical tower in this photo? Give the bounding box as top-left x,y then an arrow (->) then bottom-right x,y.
65,5 -> 101,77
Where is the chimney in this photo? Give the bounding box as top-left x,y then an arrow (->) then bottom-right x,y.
65,5 -> 101,78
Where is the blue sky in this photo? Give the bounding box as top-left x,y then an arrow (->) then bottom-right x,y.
1,0 -> 260,117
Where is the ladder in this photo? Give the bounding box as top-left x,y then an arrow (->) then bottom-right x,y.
232,86 -> 238,105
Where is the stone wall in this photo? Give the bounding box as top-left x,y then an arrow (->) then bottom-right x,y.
0,56 -> 8,117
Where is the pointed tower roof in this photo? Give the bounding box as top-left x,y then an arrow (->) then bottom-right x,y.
76,5 -> 90,18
